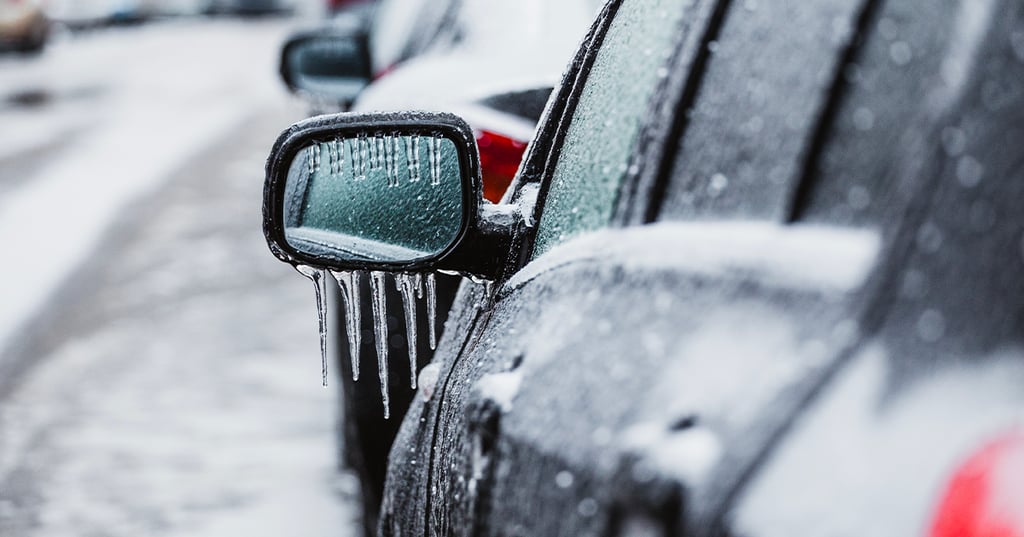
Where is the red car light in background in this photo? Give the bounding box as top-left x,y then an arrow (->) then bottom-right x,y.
476,129 -> 527,203
929,430 -> 1024,537
326,0 -> 366,12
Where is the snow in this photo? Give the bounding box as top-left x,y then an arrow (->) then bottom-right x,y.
417,361 -> 441,402
621,422 -> 722,485
0,20 -> 289,359
509,221 -> 881,294
474,370 -> 522,411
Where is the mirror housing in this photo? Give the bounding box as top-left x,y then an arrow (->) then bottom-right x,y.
279,26 -> 372,109
263,112 -> 517,280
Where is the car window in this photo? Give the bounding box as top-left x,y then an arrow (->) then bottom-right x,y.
531,0 -> 687,258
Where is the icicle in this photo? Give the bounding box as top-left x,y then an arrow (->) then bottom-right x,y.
358,134 -> 368,180
330,138 -> 344,176
426,272 -> 438,350
406,135 -> 421,182
388,135 -> 400,187
394,274 -> 419,388
330,270 -> 362,382
369,271 -> 391,419
413,272 -> 424,299
385,135 -> 398,187
372,133 -> 380,169
307,145 -> 316,176
428,136 -> 442,185
376,135 -> 386,170
295,265 -> 329,386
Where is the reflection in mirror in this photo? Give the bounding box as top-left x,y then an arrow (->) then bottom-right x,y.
282,133 -> 464,263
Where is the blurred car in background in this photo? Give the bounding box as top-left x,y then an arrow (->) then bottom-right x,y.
284,0 -> 602,202
325,0 -> 371,15
206,0 -> 292,15
0,0 -> 48,52
45,0 -> 146,27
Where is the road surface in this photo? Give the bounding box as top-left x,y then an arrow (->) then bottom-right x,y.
0,16 -> 361,537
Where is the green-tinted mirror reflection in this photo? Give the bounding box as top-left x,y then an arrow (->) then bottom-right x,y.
283,133 -> 464,263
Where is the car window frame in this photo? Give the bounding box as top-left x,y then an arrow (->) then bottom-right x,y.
507,0 -> 701,267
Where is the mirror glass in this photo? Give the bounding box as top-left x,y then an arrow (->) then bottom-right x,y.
282,133 -> 465,263
285,36 -> 369,103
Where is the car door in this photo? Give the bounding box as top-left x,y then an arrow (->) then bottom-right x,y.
375,0 -> 894,534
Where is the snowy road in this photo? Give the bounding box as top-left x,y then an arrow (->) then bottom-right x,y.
0,18 -> 360,537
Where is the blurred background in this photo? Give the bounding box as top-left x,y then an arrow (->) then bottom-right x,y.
0,1 -> 369,535
0,0 -> 598,535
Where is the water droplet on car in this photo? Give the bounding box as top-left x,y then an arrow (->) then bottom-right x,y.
941,127 -> 967,157
555,471 -> 575,489
900,269 -> 929,299
916,309 -> 946,342
956,155 -> 984,188
578,498 -> 599,517
708,173 -> 728,196
916,222 -> 944,253
889,41 -> 913,65
852,107 -> 875,131
1011,30 -> 1024,63
296,265 -> 329,386
847,185 -> 871,210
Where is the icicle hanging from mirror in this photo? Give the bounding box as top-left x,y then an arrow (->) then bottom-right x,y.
295,265 -> 329,386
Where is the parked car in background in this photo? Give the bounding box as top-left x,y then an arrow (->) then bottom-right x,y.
325,0 -> 371,15
206,0 -> 291,15
45,0 -> 146,27
263,0 -> 1024,535
0,0 -> 47,53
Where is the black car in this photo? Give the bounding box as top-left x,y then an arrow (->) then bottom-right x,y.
263,0 -> 1024,535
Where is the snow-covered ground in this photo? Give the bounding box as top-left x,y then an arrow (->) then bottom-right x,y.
0,18 -> 361,536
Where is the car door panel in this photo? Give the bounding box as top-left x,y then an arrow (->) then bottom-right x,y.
425,222 -> 881,535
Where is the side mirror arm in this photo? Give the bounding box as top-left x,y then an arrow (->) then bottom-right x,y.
436,202 -> 521,281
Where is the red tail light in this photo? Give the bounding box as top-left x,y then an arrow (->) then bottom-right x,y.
475,129 -> 527,203
929,430 -> 1024,537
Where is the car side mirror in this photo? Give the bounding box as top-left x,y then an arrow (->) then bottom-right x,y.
262,111 -> 516,280
279,27 -> 372,109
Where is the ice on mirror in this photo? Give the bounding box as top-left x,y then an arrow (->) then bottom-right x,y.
330,270 -> 362,381
395,273 -> 420,388
426,273 -> 438,350
295,264 -> 329,387
299,267 -> 447,417
406,135 -> 421,182
428,136 -> 443,186
283,133 -> 464,265
369,271 -> 391,419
